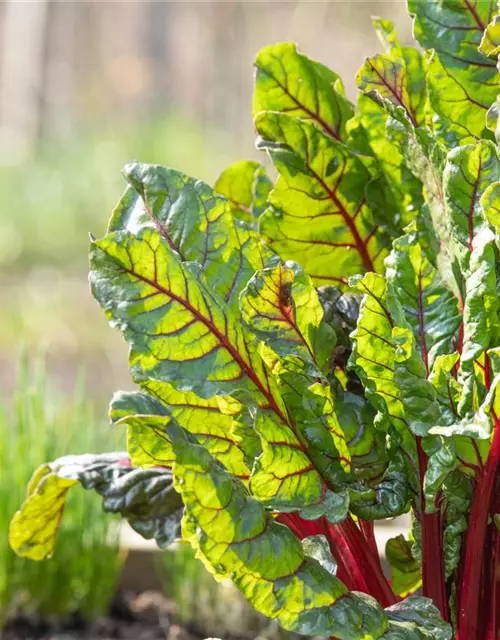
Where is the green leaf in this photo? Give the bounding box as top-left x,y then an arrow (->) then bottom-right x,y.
349,273 -> 405,432
408,0 -> 499,144
90,227 -> 284,409
249,408 -> 328,513
385,534 -> 422,597
301,534 -> 337,576
9,454 -> 183,559
385,229 -> 462,372
356,53 -> 422,128
481,180 -> 500,236
444,141 -> 500,270
458,227 -> 499,414
352,95 -> 423,231
429,353 -> 462,425
214,160 -> 272,226
479,14 -> 500,58
240,262 -> 335,371
256,112 -> 390,287
265,356 -> 351,486
253,42 -> 354,142
384,596 -> 452,640
168,424 -> 390,638
111,388 -> 251,480
108,162 -> 272,308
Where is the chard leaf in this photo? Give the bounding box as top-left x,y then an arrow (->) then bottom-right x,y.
408,0 -> 499,145
111,388 -> 251,480
444,141 -> 500,270
458,227 -> 499,413
214,160 -> 272,226
9,454 -> 183,560
256,112 -> 390,287
385,534 -> 422,597
108,162 -> 271,308
479,14 -> 500,57
249,408 -> 330,514
392,327 -> 442,437
239,262 -> 335,371
167,423 -> 390,638
90,227 -> 284,408
384,596 -> 452,640
253,42 -> 354,142
264,356 -> 351,487
385,230 -> 461,372
352,94 -> 423,231
429,353 -> 462,425
301,534 -> 337,576
356,52 -> 423,128
348,273 -> 405,434
481,180 -> 500,236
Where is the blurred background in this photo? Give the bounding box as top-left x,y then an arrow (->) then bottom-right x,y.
0,2 -> 413,637
0,0 -> 413,403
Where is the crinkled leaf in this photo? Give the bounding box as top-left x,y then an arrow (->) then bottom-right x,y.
458,227 -> 499,414
479,14 -> 500,57
302,534 -> 337,576
392,327 -> 442,438
263,355 -> 351,485
408,0 -> 499,145
385,229 -> 461,372
352,95 -> 423,231
384,596 -> 452,640
167,423 -> 390,638
240,262 -> 335,371
9,454 -> 183,559
349,274 -> 405,433
256,112 -> 390,288
356,53 -> 422,128
429,353 -> 462,425
253,42 -> 354,142
481,180 -> 500,237
214,160 -> 272,226
385,534 -> 422,597
111,388 -> 251,480
90,227 -> 284,410
108,162 -> 272,308
444,141 -> 500,270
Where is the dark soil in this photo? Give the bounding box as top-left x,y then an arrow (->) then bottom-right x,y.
1,592 -> 204,640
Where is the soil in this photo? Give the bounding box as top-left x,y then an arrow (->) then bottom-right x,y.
1,592 -> 207,640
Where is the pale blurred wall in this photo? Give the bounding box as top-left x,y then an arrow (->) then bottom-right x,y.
0,1 -> 413,163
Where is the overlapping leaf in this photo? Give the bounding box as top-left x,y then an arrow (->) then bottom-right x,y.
240,262 -> 334,371
90,227 -> 282,406
256,112 -> 390,287
167,423 -> 390,638
108,162 -> 272,308
111,387 -> 251,480
385,534 -> 422,597
214,160 -> 272,226
385,230 -> 461,373
444,140 -> 500,269
253,42 -> 354,142
356,51 -> 423,129
9,454 -> 183,559
408,0 -> 499,145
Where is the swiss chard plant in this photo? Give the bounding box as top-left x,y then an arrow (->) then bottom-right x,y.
10,1 -> 500,638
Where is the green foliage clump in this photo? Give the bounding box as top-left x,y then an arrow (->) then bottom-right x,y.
10,2 -> 500,639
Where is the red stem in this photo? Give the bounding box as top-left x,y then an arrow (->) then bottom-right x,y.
277,512 -> 397,607
416,438 -> 449,622
336,517 -> 397,607
359,519 -> 378,558
457,411 -> 500,640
